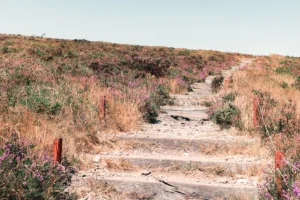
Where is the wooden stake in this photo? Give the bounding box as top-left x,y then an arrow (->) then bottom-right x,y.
253,96 -> 259,127
53,138 -> 62,164
275,151 -> 284,199
99,96 -> 106,120
224,78 -> 229,91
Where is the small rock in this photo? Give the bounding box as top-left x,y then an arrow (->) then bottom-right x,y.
141,170 -> 151,176
218,180 -> 229,184
114,151 -> 122,156
236,179 -> 249,184
183,153 -> 189,157
93,155 -> 101,163
225,156 -> 232,160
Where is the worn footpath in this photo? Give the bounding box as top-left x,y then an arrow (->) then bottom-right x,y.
68,59 -> 270,200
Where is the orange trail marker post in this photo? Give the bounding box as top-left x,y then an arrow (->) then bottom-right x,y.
99,96 -> 106,120
53,138 -> 62,164
275,151 -> 284,199
224,78 -> 229,91
253,96 -> 259,127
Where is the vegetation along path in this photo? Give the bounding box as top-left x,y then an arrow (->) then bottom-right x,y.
69,59 -> 269,200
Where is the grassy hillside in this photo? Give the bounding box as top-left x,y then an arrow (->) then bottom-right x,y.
209,55 -> 300,199
0,34 -> 247,155
1,34 -> 300,199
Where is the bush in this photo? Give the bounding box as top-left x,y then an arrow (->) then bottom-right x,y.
281,81 -> 289,89
142,85 -> 174,123
211,75 -> 224,93
0,135 -> 75,199
222,92 -> 237,102
143,99 -> 159,123
210,103 -> 241,128
1,45 -> 9,54
275,66 -> 292,74
178,49 -> 190,56
20,87 -> 62,115
294,76 -> 300,90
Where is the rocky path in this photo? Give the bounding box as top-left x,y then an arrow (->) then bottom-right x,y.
69,59 -> 268,200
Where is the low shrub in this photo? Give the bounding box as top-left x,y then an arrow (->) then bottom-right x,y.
293,76 -> 300,90
142,84 -> 174,123
281,81 -> 289,89
222,92 -> 237,102
1,45 -> 9,54
210,103 -> 241,128
211,75 -> 224,93
0,135 -> 75,199
178,49 -> 190,56
275,66 -> 292,74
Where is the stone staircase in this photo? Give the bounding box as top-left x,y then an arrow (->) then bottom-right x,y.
70,59 -> 267,200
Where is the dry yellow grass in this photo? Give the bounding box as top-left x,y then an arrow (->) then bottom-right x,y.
228,64 -> 300,130
0,76 -> 143,158
166,78 -> 186,94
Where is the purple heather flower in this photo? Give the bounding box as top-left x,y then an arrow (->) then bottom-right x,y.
292,181 -> 300,198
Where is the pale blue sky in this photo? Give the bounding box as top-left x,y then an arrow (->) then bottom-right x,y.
0,0 -> 299,56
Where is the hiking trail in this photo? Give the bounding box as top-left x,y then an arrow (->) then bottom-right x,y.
69,59 -> 268,200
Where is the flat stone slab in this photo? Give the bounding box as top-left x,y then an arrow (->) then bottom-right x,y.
98,154 -> 263,173
116,136 -> 259,154
71,175 -> 258,200
161,105 -> 208,112
165,111 -> 209,121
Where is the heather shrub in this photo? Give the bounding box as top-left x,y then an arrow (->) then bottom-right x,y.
211,75 -> 224,93
0,135 -> 75,199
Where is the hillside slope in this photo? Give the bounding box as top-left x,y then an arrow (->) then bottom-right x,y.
0,34 -> 247,154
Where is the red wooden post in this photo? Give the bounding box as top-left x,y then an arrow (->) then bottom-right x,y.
275,151 -> 284,199
53,138 -> 62,164
253,96 -> 259,127
224,79 -> 229,91
99,96 -> 106,120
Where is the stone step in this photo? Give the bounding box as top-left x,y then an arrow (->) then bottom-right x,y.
161,105 -> 207,112
165,111 -> 209,121
71,173 -> 258,200
187,92 -> 212,96
115,136 -> 260,156
171,94 -> 210,99
190,84 -> 211,91
124,120 -> 223,139
205,75 -> 218,84
95,154 -> 263,175
173,101 -> 208,107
